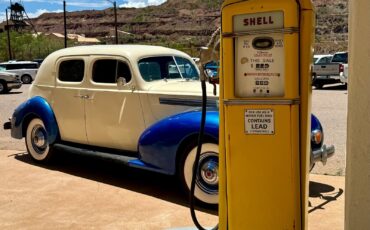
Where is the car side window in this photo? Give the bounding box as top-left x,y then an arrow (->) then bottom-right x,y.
58,60 -> 85,82
92,59 -> 132,84
6,64 -> 19,70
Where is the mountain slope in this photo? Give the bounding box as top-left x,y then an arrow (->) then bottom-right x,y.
31,0 -> 348,54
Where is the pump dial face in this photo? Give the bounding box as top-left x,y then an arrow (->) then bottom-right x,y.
235,33 -> 285,97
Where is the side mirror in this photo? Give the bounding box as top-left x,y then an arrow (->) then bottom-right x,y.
117,77 -> 127,87
204,61 -> 219,85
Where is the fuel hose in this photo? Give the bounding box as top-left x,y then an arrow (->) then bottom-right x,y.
189,69 -> 219,230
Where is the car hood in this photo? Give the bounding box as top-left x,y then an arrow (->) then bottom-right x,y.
0,71 -> 17,77
146,80 -> 219,97
0,71 -> 18,81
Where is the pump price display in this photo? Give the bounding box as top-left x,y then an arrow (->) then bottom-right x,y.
234,11 -> 285,98
245,109 -> 275,135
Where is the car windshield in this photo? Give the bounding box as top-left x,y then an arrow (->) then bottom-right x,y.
138,56 -> 199,82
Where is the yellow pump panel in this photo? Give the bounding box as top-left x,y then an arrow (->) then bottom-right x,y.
219,0 -> 314,229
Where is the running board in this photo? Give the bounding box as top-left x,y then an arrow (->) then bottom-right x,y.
53,143 -> 166,174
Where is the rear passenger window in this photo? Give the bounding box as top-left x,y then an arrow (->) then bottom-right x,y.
58,60 -> 85,82
92,59 -> 131,84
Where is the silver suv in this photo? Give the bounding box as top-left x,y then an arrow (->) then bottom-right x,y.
0,61 -> 39,84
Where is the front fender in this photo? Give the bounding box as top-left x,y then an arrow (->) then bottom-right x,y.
11,96 -> 59,144
138,109 -> 219,175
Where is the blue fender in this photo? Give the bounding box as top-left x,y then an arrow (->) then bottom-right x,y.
11,96 -> 60,145
138,109 -> 219,175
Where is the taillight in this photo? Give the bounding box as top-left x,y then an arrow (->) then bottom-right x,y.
339,64 -> 344,73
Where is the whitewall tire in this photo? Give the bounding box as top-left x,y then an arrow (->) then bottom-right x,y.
25,118 -> 54,162
180,142 -> 219,205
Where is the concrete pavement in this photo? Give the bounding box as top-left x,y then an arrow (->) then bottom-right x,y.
0,149 -> 344,229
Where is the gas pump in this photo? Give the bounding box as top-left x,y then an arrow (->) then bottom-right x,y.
218,0 -> 314,229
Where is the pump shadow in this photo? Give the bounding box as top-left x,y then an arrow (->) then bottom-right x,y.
308,181 -> 344,213
11,150 -> 218,214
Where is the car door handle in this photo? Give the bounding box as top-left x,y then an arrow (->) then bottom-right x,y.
74,95 -> 91,99
84,95 -> 94,100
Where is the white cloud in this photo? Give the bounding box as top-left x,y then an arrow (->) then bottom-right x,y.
119,0 -> 167,8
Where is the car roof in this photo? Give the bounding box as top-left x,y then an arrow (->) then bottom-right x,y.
47,45 -> 190,61
0,61 -> 39,65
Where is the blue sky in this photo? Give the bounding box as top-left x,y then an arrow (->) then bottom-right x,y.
0,0 -> 167,22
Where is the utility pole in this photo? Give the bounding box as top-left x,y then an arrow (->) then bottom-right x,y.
63,0 -> 67,48
107,0 -> 118,44
114,1 -> 118,44
5,8 -> 12,60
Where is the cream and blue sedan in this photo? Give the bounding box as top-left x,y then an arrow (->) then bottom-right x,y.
4,45 -> 334,205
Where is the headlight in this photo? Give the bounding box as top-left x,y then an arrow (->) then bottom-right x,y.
311,129 -> 323,145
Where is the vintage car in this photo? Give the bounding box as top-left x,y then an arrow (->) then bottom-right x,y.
4,45 -> 334,205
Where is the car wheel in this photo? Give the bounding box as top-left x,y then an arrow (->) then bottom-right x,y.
0,81 -> 9,94
25,118 -> 55,162
21,75 -> 32,84
179,142 -> 219,205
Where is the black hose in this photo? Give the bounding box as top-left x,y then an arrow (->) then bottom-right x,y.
189,73 -> 219,230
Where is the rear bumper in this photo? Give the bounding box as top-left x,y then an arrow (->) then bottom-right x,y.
312,145 -> 335,165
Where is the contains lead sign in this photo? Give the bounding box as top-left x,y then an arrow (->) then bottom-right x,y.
245,109 -> 275,134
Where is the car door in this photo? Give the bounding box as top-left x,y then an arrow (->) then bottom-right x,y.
84,56 -> 145,151
52,57 -> 89,144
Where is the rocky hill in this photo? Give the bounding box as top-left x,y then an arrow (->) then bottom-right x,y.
31,0 -> 348,55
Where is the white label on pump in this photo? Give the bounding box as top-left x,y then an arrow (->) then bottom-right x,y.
235,33 -> 285,97
245,109 -> 275,135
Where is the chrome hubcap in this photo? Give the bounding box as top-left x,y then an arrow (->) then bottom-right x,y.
200,161 -> 218,185
31,125 -> 47,153
196,152 -> 218,195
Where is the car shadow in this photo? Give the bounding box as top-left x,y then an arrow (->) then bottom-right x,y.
2,91 -> 23,95
308,181 -> 344,213
11,150 -> 218,215
313,84 -> 347,91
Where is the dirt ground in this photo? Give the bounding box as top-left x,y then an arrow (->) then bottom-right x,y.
0,149 -> 344,230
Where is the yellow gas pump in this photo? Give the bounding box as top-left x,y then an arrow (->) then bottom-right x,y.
219,0 -> 314,229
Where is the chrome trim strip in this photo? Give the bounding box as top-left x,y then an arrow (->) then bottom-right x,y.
223,27 -> 299,38
159,98 -> 218,107
223,99 -> 300,105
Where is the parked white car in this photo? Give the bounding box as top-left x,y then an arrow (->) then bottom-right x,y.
0,61 -> 39,84
0,66 -> 22,93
